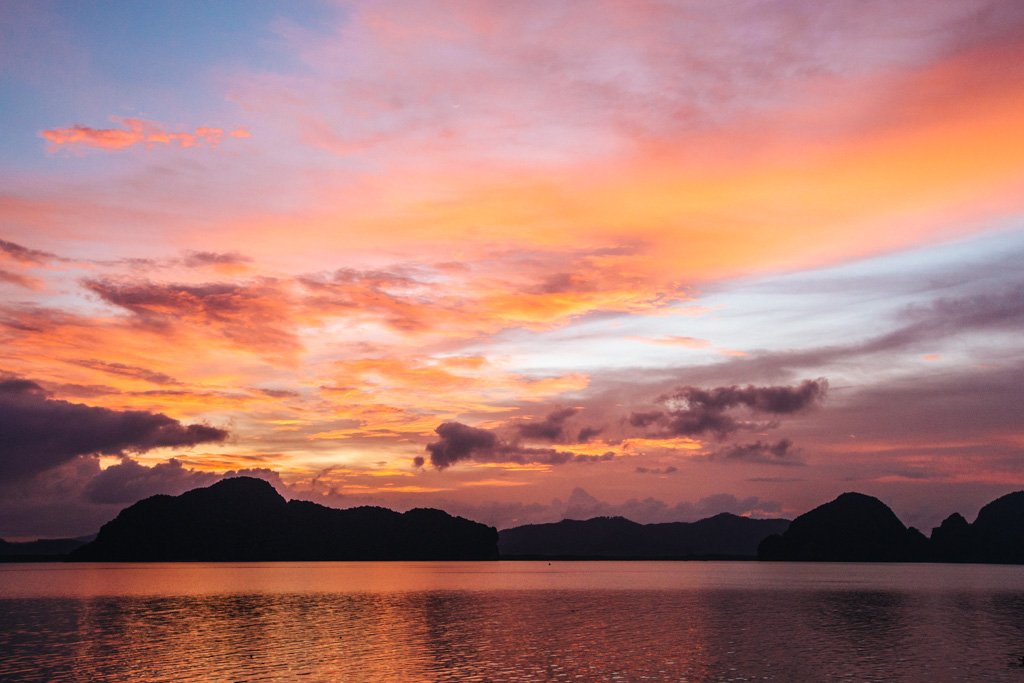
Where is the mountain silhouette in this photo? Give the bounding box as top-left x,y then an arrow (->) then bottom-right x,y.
758,490 -> 1024,563
0,535 -> 94,562
930,512 -> 973,562
69,477 -> 498,561
757,492 -> 920,561
498,513 -> 789,559
971,491 -> 1024,564
21,484 -> 1024,563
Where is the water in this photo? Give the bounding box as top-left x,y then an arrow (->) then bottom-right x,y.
2,562 -> 1024,681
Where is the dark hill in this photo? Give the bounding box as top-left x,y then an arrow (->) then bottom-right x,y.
0,535 -> 94,562
971,491 -> 1024,564
930,512 -> 973,562
69,477 -> 498,561
758,491 -> 1024,563
499,513 -> 789,559
757,492 -> 922,561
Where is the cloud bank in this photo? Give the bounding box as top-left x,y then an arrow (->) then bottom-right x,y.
0,378 -> 227,480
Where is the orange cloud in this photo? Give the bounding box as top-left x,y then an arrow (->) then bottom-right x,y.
313,356 -> 590,444
83,277 -> 302,357
209,24 -> 1024,311
40,117 -> 249,151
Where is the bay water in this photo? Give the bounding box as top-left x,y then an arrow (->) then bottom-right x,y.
2,561 -> 1023,681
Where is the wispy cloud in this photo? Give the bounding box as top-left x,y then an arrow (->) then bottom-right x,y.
41,117 -> 250,152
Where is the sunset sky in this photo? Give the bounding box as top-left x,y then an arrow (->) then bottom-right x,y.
2,0 -> 1023,539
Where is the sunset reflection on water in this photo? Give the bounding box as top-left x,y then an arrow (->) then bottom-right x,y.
3,562 -> 1024,681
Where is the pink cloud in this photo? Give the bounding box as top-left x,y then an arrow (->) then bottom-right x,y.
0,268 -> 43,290
638,336 -> 712,349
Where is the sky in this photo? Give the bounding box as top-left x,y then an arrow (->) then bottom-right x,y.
2,0 -> 1023,539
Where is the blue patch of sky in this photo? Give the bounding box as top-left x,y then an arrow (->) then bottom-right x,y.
480,225 -> 1024,375
1,0 -> 339,167
54,0 -> 337,87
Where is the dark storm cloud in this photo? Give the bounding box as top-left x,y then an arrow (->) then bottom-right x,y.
425,422 -> 497,468
711,439 -> 803,466
423,421 -> 614,469
0,378 -> 228,479
517,407 -> 579,441
577,425 -> 604,443
661,379 -> 828,415
628,411 -> 664,428
634,379 -> 827,439
70,359 -> 180,386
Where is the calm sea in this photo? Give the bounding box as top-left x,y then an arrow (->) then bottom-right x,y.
2,561 -> 1023,682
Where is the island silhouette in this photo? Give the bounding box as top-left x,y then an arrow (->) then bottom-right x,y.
0,535 -> 95,562
69,477 -> 499,561
499,514 -> 789,559
3,480 -> 1023,563
757,490 -> 1024,563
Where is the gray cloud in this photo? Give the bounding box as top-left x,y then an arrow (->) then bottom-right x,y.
517,407 -> 579,441
631,379 -> 827,439
84,458 -> 219,504
710,439 -> 803,466
181,250 -> 251,268
423,421 -> 614,469
635,465 -> 678,475
424,422 -> 497,468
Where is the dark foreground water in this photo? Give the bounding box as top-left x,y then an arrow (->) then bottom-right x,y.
2,562 -> 1024,682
